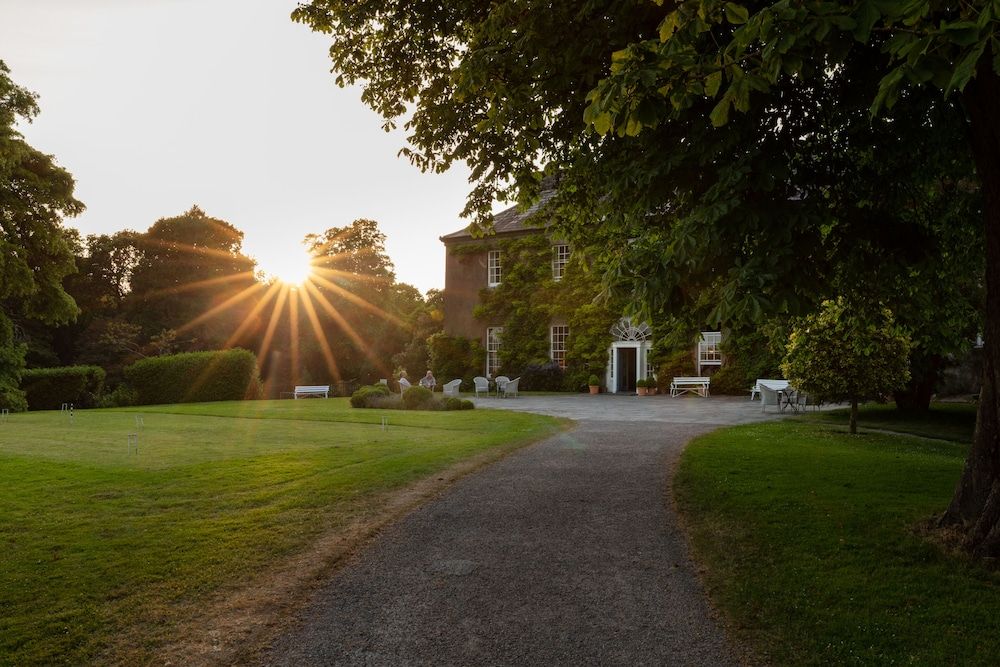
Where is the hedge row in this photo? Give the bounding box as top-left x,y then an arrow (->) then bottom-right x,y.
124,348 -> 263,406
350,384 -> 474,411
20,366 -> 106,410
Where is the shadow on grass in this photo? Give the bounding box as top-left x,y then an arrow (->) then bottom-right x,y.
675,419 -> 998,665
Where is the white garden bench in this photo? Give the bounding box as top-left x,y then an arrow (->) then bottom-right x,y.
293,385 -> 330,399
670,376 -> 711,397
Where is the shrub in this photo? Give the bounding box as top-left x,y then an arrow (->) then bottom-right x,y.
519,361 -> 564,391
782,298 -> 911,434
427,333 -> 485,389
402,385 -> 434,409
587,374 -> 600,386
350,384 -> 392,408
710,325 -> 786,395
20,366 -> 106,410
97,384 -> 137,408
352,385 -> 473,411
124,349 -> 262,405
656,350 -> 696,393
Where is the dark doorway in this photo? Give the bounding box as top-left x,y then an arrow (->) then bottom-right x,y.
616,347 -> 637,393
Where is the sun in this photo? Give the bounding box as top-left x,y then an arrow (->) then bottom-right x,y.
258,247 -> 314,286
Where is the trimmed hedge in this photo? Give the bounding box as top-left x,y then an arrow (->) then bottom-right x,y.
20,366 -> 106,410
350,384 -> 473,411
350,384 -> 391,408
402,385 -> 434,409
124,349 -> 263,405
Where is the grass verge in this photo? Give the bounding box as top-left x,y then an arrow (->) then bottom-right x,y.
674,419 -> 1000,665
0,399 -> 563,664
799,400 -> 976,442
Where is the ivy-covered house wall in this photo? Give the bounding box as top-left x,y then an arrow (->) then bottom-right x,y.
442,231 -> 621,391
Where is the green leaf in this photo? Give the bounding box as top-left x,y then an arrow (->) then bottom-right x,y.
941,22 -> 983,48
590,109 -> 612,135
705,70 -> 723,97
945,39 -> 987,95
659,11 -> 681,41
710,97 -> 731,126
725,3 -> 750,25
852,1 -> 880,43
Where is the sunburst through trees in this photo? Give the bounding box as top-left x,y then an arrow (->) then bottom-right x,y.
44,211 -> 430,397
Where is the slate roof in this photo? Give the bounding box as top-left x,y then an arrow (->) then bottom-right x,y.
440,188 -> 556,241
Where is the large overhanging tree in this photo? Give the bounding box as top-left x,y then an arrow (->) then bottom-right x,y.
295,1 -> 997,554
584,0 -> 1000,556
0,61 -> 82,410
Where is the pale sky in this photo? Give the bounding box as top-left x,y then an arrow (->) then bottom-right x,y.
0,0 -> 478,294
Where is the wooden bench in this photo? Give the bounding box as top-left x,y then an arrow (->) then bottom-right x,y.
293,385 -> 330,399
670,376 -> 711,397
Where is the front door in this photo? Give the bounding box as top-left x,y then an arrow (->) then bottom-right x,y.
616,347 -> 637,393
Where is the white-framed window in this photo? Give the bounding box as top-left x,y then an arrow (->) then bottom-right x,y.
488,250 -> 502,287
697,331 -> 722,376
550,325 -> 569,368
486,327 -> 503,377
699,331 -> 722,364
552,244 -> 570,281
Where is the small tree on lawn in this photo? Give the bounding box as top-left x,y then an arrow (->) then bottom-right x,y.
782,299 -> 911,435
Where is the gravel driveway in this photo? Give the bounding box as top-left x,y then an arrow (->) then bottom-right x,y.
264,396 -> 773,665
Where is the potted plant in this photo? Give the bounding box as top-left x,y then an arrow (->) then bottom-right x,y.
636,378 -> 649,396
587,374 -> 600,395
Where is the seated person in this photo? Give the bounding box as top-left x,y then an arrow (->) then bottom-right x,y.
398,371 -> 411,392
419,370 -> 436,390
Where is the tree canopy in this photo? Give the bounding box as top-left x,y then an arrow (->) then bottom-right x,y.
127,206 -> 258,349
0,61 -> 83,409
295,0 -> 1000,554
782,297 -> 911,434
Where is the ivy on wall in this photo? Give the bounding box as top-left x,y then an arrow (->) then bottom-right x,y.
466,233 -> 622,390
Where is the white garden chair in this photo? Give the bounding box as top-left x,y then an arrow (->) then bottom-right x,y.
759,384 -> 781,413
473,376 -> 490,398
443,379 -> 462,396
494,375 -> 510,397
502,377 -> 520,398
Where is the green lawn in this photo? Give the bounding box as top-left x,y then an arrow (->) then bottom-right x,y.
800,401 -> 977,443
675,417 -> 1000,665
0,399 -> 563,664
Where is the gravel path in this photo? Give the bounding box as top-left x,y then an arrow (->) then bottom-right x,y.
264,412 -> 744,666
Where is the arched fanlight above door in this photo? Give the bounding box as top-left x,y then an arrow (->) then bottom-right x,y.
610,318 -> 651,342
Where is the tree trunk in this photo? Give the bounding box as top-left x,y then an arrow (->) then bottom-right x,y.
894,353 -> 942,413
940,60 -> 1000,557
849,397 -> 858,435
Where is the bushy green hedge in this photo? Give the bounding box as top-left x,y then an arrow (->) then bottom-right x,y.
350,383 -> 391,408
97,384 -> 138,409
711,326 -> 786,395
20,366 -> 106,410
519,361 -> 565,391
402,385 -> 434,409
427,333 -> 484,390
350,383 -> 473,411
124,349 -> 263,405
656,350 -> 696,393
